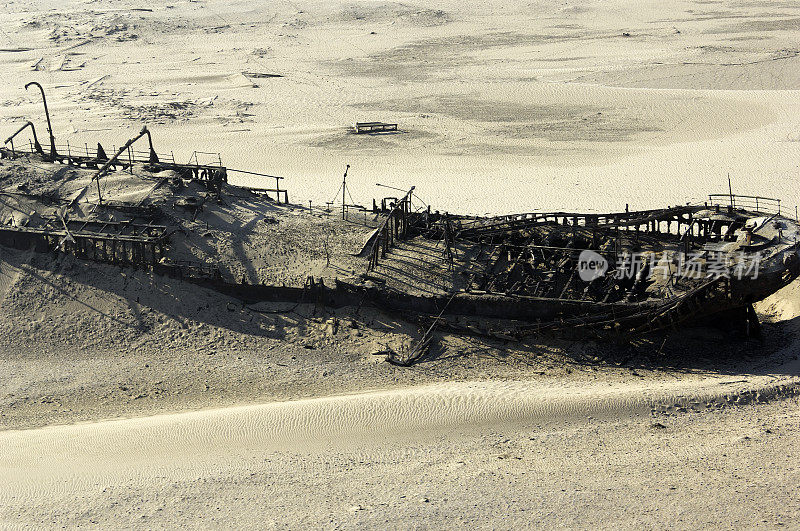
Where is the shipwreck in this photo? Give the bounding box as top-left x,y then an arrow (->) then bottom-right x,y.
2,85 -> 799,364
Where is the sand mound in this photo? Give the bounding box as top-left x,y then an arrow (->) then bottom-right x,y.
756,278 -> 800,326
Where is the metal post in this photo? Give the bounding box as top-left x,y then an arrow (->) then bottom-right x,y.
728,174 -> 734,208
342,164 -> 349,220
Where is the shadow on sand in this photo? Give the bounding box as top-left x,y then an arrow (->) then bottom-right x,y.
5,247 -> 799,378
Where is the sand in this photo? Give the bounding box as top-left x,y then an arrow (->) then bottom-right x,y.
1,0 -> 800,527
2,380 -> 799,527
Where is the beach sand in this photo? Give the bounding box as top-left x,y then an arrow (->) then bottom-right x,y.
1,0 -> 800,527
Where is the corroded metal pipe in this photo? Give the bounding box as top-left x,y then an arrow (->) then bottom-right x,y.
95,126 -> 151,178
3,121 -> 43,154
144,128 -> 158,164
24,82 -> 57,158
94,126 -> 151,203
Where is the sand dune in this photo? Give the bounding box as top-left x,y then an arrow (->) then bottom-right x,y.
2,367 -> 798,493
2,370 -> 799,526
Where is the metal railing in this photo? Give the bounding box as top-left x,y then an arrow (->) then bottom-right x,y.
61,143 -> 176,164
228,168 -> 289,204
188,151 -> 223,167
367,188 -> 415,271
2,138 -> 176,165
708,194 -> 781,215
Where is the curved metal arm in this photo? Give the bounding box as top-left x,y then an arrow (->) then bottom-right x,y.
143,127 -> 159,164
25,82 -> 57,158
3,121 -> 43,154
